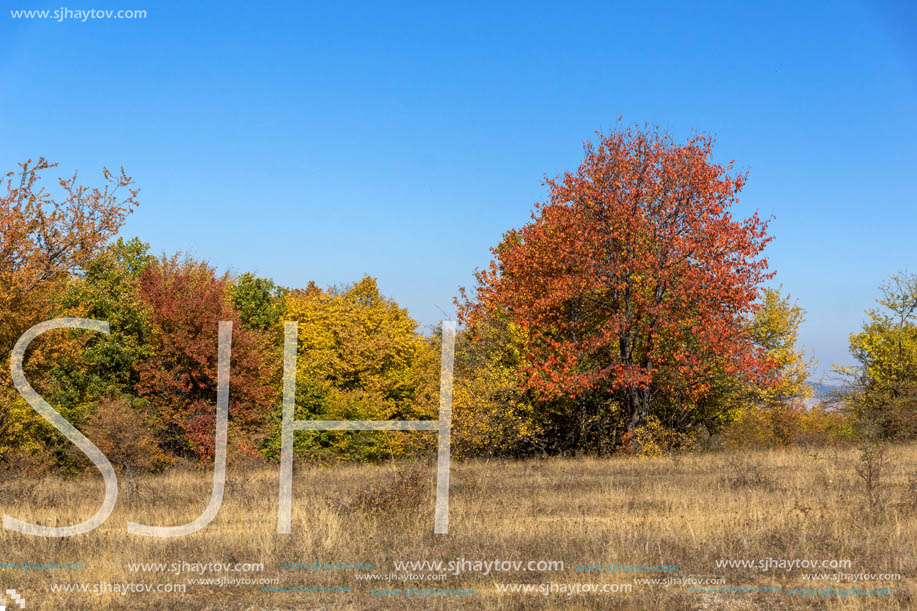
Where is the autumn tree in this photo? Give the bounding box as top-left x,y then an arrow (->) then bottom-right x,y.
0,159 -> 138,350
836,272 -> 917,440
447,317 -> 541,458
85,396 -> 169,498
264,276 -> 435,462
717,288 -> 815,447
746,288 -> 812,404
2,238 -> 157,469
459,125 -> 775,450
0,159 -> 138,462
136,254 -> 274,460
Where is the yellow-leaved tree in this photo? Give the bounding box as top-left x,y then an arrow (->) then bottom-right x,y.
835,272 -> 917,440
449,315 -> 541,458
723,287 -> 816,447
263,276 -> 436,462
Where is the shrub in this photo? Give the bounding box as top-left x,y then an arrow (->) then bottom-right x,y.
854,440 -> 891,512
85,397 -> 169,491
630,416 -> 701,457
342,464 -> 431,516
723,401 -> 853,449
722,455 -> 774,490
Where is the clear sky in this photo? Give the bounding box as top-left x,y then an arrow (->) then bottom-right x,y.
2,1 -> 915,380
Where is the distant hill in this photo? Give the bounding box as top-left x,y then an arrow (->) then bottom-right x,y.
811,382 -> 843,398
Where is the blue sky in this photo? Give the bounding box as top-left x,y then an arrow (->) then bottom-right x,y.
2,1 -> 915,379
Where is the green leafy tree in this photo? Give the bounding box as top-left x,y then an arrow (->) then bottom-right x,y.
47,238 -> 155,414
231,272 -> 286,331
9,238 -> 158,470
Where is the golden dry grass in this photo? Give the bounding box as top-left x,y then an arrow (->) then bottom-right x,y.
0,442 -> 914,610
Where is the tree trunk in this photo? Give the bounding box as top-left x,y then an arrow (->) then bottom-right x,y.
624,386 -> 651,453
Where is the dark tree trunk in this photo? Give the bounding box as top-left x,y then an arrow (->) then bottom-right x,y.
624,386 -> 652,453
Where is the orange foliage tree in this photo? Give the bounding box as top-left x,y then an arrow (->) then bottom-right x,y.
0,159 -> 138,461
135,255 -> 274,460
460,125 -> 776,449
0,159 -> 138,349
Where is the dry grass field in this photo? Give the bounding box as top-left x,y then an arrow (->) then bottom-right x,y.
0,443 -> 914,610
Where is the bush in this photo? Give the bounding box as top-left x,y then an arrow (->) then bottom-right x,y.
86,397 -> 170,478
341,464 -> 431,516
722,456 -> 774,490
723,401 -> 853,449
854,440 -> 891,512
630,416 -> 700,456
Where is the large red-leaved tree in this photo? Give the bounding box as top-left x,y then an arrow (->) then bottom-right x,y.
459,125 -> 776,443
135,254 -> 274,460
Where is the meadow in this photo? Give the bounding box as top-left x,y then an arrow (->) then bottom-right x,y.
0,442 -> 914,610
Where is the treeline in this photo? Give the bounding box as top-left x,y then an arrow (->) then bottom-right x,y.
1,131 -> 915,474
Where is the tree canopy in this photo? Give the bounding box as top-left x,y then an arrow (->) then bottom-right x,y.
459,125 -> 778,449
